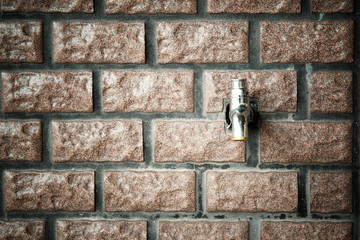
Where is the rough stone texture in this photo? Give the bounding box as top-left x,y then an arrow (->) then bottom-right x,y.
52,121 -> 143,162
105,171 -> 196,212
2,72 -> 93,113
261,21 -> 354,63
157,21 -> 249,63
102,71 -> 194,112
311,172 -> 352,213
0,22 -> 42,63
105,0 -> 197,14
159,221 -> 249,239
310,72 -> 353,114
1,0 -> 93,13
57,220 -> 147,240
0,221 -> 45,240
53,22 -> 145,63
206,171 -> 298,212
260,122 -> 353,164
204,71 -> 297,113
208,0 -> 301,13
0,121 -> 41,162
262,222 -> 352,240
154,121 -> 245,163
312,0 -> 353,13
5,171 -> 94,211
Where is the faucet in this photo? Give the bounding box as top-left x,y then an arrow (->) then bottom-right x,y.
228,79 -> 254,141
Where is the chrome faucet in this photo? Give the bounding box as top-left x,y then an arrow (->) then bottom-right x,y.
228,79 -> 254,141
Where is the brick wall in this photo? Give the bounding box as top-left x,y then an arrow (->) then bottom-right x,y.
0,0 -> 358,239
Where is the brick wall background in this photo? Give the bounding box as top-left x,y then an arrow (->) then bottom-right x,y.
0,0 -> 359,239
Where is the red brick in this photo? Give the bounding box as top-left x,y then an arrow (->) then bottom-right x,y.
261,21 -> 354,63
206,171 -> 298,212
157,21 -> 249,63
2,72 -> 92,113
102,71 -> 194,112
52,121 -> 143,162
159,221 -> 249,239
57,220 -> 147,240
53,22 -> 145,63
262,222 -> 352,240
105,171 -> 196,212
154,121 -> 245,163
0,22 -> 42,63
0,221 -> 45,240
1,0 -> 93,13
312,0 -> 353,13
310,72 -> 353,114
204,71 -> 297,113
311,172 -> 352,213
209,0 -> 301,13
260,122 -> 353,164
5,171 -> 94,211
105,0 -> 196,14
0,121 -> 41,162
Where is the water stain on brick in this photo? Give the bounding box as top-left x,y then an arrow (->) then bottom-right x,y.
312,0 -> 353,13
0,221 -> 45,239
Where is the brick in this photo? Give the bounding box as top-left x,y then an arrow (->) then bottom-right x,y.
52,121 -> 143,162
159,221 -> 249,239
209,0 -> 301,13
262,222 -> 352,240
312,0 -> 353,13
57,220 -> 147,240
204,71 -> 297,113
105,171 -> 196,212
0,22 -> 42,63
310,72 -> 353,114
311,172 -> 352,213
102,71 -> 194,112
0,121 -> 41,162
157,21 -> 249,63
0,221 -> 45,240
261,21 -> 354,63
1,0 -> 93,13
5,171 -> 94,211
53,22 -> 145,63
154,121 -> 245,163
260,122 -> 353,164
206,171 -> 298,212
2,72 -> 93,113
105,0 -> 196,14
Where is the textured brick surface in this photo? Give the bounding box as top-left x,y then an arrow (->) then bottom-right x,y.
311,172 -> 352,213
159,221 -> 249,239
208,0 -> 301,13
310,72 -> 353,114
53,22 -> 145,63
204,71 -> 297,113
102,71 -> 194,112
262,222 -> 352,240
2,72 -> 93,113
154,121 -> 245,163
5,171 -> 94,211
206,171 -> 298,212
0,121 -> 41,162
0,22 -> 42,63
1,0 -> 93,13
52,121 -> 143,162
105,171 -> 196,212
105,0 -> 196,14
57,220 -> 147,240
312,0 -> 353,13
157,21 -> 249,63
0,221 -> 45,240
261,21 -> 354,63
260,122 -> 353,163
